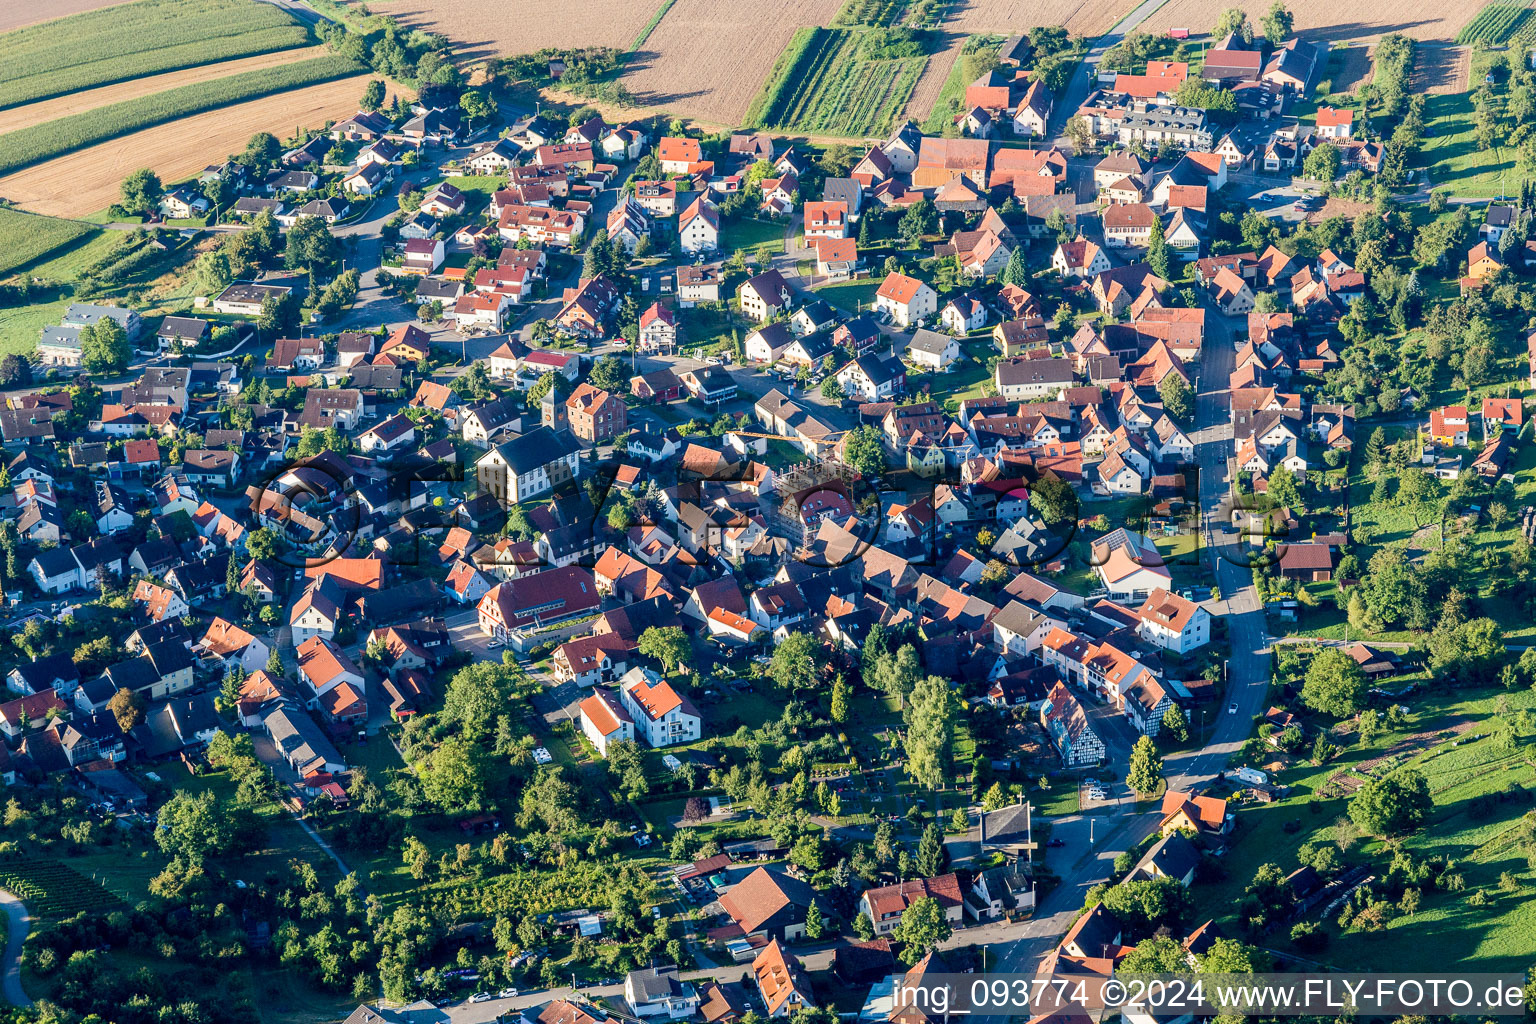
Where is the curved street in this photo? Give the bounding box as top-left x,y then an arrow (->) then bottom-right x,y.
0,888 -> 32,1008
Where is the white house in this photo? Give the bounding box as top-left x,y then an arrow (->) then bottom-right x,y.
579,688 -> 634,756
1135,588 -> 1211,654
874,272 -> 937,328
679,197 -> 721,254
618,667 -> 701,748
907,328 -> 960,371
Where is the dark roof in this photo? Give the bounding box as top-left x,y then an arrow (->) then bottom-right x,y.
489,426 -> 582,475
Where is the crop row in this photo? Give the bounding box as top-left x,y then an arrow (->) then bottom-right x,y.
746,27 -> 832,128
1456,2 -> 1532,44
0,54 -> 364,177
0,209 -> 96,278
0,862 -> 122,917
834,0 -> 909,27
0,0 -> 310,110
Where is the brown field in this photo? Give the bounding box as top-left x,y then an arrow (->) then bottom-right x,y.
0,75 -> 406,218
620,0 -> 845,125
1328,43 -> 1373,92
907,0 -> 1132,122
1412,42 -> 1470,94
0,0 -> 134,32
0,45 -> 330,136
364,0 -> 662,62
1138,0 -> 1479,45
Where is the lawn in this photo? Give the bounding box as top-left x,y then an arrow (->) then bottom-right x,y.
719,217 -> 784,259
1189,685 -> 1536,972
813,277 -> 880,314
0,208 -> 99,277
0,0 -> 311,109
441,175 -> 506,216
1419,92 -> 1520,200
0,294 -> 70,358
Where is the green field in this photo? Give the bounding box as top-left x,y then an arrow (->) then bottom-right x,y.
441,175 -> 510,216
813,276 -> 881,313
746,26 -> 926,138
833,0 -> 910,26
0,53 -> 363,176
0,0 -> 312,110
1190,686 -> 1536,971
0,860 -> 122,919
0,209 -> 99,278
719,216 -> 784,258
1419,92 -> 1521,199
1456,1 -> 1534,44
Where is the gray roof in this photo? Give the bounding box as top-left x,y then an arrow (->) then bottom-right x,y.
907,328 -> 955,355
489,426 -> 581,475
1136,831 -> 1201,882
63,303 -> 135,329
39,326 -> 82,350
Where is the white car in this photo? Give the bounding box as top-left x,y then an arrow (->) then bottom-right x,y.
1228,702 -> 1239,715
468,994 -> 494,1004
498,988 -> 520,999
487,640 -> 503,650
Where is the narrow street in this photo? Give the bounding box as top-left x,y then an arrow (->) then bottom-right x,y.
971,306 -> 1269,1001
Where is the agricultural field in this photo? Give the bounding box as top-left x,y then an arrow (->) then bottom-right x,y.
747,27 -> 926,138
363,0 -> 661,55
0,860 -> 122,919
918,34 -> 1003,132
833,0 -> 910,26
1457,1 -> 1533,44
0,45 -> 331,137
0,53 -> 363,176
1138,0 -> 1482,44
0,208 -> 98,278
622,0 -> 845,125
0,0 -> 312,110
0,74 -> 393,218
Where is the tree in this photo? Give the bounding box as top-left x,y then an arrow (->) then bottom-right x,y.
894,895 -> 952,962
830,675 -> 851,724
156,790 -> 236,863
898,200 -> 937,247
1101,876 -> 1192,937
79,317 -> 132,373
917,821 -> 945,876
441,661 -> 518,742
638,625 -> 692,675
804,900 -> 826,940
1118,935 -> 1188,974
1158,373 -> 1193,422
1348,769 -> 1431,835
770,630 -> 820,692
361,79 -> 386,111
1262,0 -> 1294,41
120,168 -> 163,216
1266,465 -> 1303,511
1426,616 -> 1504,683
460,89 -> 497,131
107,687 -> 145,732
1000,247 -> 1028,288
588,354 -> 629,392
1301,648 -> 1367,717
285,215 -> 340,289
841,424 -> 887,475
1029,472 -> 1077,526
905,675 -> 957,791
1146,214 -> 1171,280
1213,7 -> 1252,43
1303,144 -> 1341,183
419,737 -> 486,811
0,354 -> 30,388
820,376 -> 846,401
1162,703 -> 1189,742
1125,735 -> 1163,795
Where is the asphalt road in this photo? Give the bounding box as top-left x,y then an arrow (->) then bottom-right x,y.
971,306 -> 1269,1006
